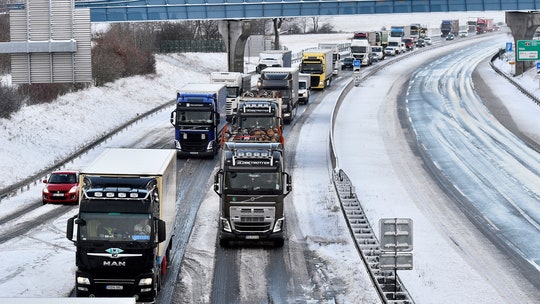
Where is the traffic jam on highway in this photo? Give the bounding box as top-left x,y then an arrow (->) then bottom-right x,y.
3,13 -> 534,304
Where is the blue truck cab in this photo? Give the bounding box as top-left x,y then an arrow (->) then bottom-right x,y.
170,83 -> 227,158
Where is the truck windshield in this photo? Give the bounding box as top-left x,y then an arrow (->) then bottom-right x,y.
301,63 -> 323,74
178,110 -> 212,124
78,212 -> 152,242
239,117 -> 278,129
225,172 -> 282,193
226,87 -> 240,98
351,46 -> 368,53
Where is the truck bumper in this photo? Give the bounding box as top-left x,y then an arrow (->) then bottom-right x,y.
174,140 -> 216,158
219,217 -> 285,246
220,230 -> 284,243
75,270 -> 156,302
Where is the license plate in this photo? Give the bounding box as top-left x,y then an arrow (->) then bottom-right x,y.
106,285 -> 123,290
245,235 -> 259,240
52,193 -> 64,197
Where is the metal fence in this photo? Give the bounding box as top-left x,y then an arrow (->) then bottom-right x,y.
156,39 -> 226,53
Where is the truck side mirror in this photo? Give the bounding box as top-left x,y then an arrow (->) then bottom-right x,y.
283,172 -> 292,197
170,111 -> 177,126
215,112 -> 220,124
157,219 -> 166,243
213,169 -> 223,196
66,216 -> 76,243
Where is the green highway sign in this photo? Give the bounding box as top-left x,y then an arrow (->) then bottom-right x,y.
517,40 -> 540,61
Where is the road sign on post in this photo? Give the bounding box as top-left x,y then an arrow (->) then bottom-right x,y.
379,218 -> 413,252
517,40 -> 540,61
380,253 -> 413,270
379,218 -> 413,297
353,59 -> 360,72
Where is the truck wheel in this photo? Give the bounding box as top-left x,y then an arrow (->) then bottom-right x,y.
274,239 -> 284,248
219,239 -> 230,247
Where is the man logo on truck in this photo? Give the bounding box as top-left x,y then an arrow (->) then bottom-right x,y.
103,261 -> 127,267
105,247 -> 124,257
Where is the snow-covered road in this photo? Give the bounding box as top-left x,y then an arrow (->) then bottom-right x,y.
334,34 -> 540,303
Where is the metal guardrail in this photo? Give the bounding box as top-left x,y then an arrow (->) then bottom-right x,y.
328,63 -> 414,303
490,51 -> 540,106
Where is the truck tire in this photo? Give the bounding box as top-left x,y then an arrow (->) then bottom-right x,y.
274,239 -> 284,248
219,238 -> 230,247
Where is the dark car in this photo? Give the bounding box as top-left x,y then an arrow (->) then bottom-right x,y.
416,38 -> 425,48
341,57 -> 355,70
42,170 -> 79,204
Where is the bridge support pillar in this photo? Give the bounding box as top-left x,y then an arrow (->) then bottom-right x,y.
218,20 -> 252,73
506,11 -> 540,76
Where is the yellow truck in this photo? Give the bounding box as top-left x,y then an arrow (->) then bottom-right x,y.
300,48 -> 334,90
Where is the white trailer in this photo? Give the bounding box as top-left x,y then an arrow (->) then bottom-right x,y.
66,148 -> 177,302
210,72 -> 252,121
318,42 -> 352,76
256,50 -> 292,73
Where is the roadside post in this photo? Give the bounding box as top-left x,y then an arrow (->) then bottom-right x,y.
537,62 -> 540,89
379,218 -> 413,300
353,59 -> 361,86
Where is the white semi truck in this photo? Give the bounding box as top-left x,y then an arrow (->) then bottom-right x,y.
256,50 -> 292,73
66,148 -> 177,303
210,72 -> 252,121
350,40 -> 372,66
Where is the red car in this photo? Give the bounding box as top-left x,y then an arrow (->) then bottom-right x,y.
42,170 -> 79,204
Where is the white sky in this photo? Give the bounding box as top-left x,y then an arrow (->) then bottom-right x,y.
1,11 -> 540,303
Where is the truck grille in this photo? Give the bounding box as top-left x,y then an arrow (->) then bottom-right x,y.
181,133 -> 207,152
230,206 -> 275,233
226,101 -> 235,115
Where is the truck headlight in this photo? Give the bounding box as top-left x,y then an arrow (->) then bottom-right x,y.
273,218 -> 284,233
221,218 -> 232,232
77,276 -> 90,285
138,277 -> 153,286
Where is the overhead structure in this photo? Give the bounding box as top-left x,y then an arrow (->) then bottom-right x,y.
506,11 -> 540,76
0,0 -> 91,84
3,0 -> 540,78
72,0 -> 540,22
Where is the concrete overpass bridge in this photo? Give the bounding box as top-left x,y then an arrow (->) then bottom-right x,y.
70,0 -> 540,75
72,0 -> 537,22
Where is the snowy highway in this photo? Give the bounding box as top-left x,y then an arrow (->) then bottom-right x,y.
2,28 -> 540,303
334,34 -> 540,302
407,39 -> 540,283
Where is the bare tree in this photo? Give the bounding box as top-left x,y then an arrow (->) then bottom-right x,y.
311,16 -> 320,33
